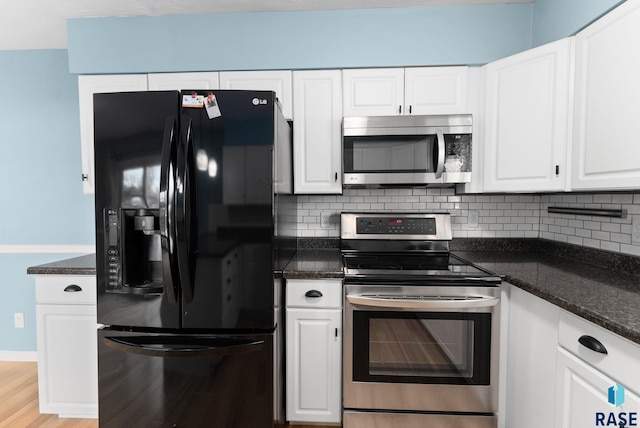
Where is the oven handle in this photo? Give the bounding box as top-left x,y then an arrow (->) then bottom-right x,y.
346,294 -> 500,310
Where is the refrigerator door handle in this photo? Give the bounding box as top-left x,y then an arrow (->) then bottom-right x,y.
103,336 -> 265,358
160,117 -> 179,305
176,116 -> 197,304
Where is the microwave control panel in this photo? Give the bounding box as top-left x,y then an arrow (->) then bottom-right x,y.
356,217 -> 436,235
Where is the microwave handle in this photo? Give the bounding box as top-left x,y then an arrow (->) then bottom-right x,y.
434,128 -> 445,179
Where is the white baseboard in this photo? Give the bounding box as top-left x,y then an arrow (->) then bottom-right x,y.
0,351 -> 38,362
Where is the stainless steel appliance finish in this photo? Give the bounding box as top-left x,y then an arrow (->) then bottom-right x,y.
341,212 -> 501,428
342,114 -> 472,186
343,410 -> 497,428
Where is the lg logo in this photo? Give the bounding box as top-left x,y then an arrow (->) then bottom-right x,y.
252,98 -> 268,106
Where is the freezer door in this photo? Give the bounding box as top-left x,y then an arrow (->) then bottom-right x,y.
180,90 -> 278,330
94,91 -> 181,328
98,328 -> 274,428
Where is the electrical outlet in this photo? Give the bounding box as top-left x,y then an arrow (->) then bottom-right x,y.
14,313 -> 24,329
320,211 -> 332,229
468,210 -> 479,228
632,215 -> 640,245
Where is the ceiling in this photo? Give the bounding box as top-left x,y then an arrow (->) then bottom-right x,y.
0,0 -> 533,51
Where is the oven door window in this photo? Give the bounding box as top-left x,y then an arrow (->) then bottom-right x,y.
343,135 -> 436,174
352,311 -> 491,385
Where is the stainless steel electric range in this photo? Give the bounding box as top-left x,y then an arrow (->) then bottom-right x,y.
341,212 -> 501,428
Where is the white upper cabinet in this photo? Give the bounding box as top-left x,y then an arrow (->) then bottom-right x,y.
78,74 -> 148,194
342,67 -> 471,117
147,72 -> 219,90
219,70 -> 293,119
342,68 -> 405,116
292,70 -> 343,194
571,0 -> 640,190
482,38 -> 574,192
405,66 -> 470,115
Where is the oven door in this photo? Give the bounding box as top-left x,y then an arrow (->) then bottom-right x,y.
343,284 -> 500,414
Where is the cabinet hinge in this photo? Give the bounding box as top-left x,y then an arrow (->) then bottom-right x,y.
82,174 -> 89,182
555,165 -> 560,176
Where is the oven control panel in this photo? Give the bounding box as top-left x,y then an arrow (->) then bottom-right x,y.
356,217 -> 436,235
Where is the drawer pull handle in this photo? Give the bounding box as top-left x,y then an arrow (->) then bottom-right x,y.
64,284 -> 83,292
305,290 -> 323,298
578,335 -> 608,354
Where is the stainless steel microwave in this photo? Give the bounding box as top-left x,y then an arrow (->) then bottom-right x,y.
342,114 -> 472,186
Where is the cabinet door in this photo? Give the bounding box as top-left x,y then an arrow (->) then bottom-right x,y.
286,308 -> 342,423
36,304 -> 98,418
342,68 -> 405,116
572,0 -> 640,190
505,286 -> 560,428
219,70 -> 292,119
292,70 -> 342,194
483,38 -> 573,192
78,74 -> 148,194
147,72 -> 219,90
405,66 -> 470,115
555,347 -> 640,428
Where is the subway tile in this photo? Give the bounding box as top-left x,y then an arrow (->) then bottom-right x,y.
294,190 -> 640,257
612,194 -> 634,204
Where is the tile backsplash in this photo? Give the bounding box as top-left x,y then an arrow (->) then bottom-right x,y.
296,188 -> 640,257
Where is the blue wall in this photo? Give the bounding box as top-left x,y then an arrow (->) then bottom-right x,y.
0,50 -> 94,353
67,5 -> 533,74
532,0 -> 622,46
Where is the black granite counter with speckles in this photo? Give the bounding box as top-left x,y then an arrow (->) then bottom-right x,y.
282,238 -> 640,346
281,239 -> 343,279
27,254 -> 96,275
25,239 -> 640,346
451,238 -> 640,346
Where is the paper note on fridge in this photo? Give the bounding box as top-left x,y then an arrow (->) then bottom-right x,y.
205,93 -> 222,119
182,93 -> 204,108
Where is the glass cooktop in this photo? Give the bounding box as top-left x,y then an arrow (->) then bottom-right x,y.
342,252 -> 500,283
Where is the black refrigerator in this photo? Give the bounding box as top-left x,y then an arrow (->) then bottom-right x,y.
93,90 -> 295,427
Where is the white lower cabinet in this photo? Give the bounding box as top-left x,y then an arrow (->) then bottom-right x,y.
503,285 -> 640,428
285,279 -> 342,424
504,285 -> 560,428
555,311 -> 640,428
35,275 -> 98,418
555,348 -> 640,428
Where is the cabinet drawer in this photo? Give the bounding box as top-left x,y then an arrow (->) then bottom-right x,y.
35,276 -> 97,305
286,279 -> 342,309
558,310 -> 640,388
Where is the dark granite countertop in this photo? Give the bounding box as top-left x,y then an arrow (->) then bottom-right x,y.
282,238 -> 640,346
456,250 -> 640,343
451,239 -> 640,346
25,239 -> 640,346
27,254 -> 96,276
281,248 -> 344,279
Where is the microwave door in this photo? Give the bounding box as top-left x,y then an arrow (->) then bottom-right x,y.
342,134 -> 442,186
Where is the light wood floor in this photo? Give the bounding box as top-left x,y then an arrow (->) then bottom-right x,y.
0,362 -> 97,428
0,361 -> 337,428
